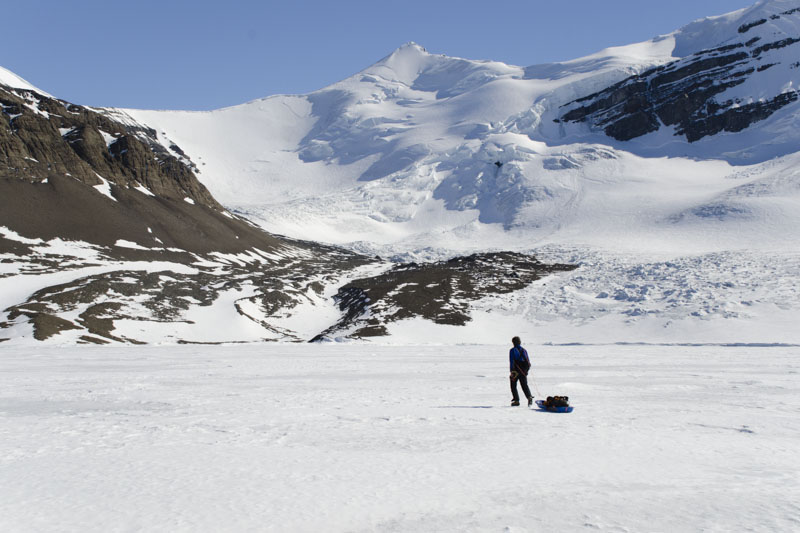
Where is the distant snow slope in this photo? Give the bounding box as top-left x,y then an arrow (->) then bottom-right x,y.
113,40 -> 674,248
110,1 -> 800,257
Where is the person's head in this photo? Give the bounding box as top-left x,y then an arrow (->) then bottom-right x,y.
512,336 -> 521,346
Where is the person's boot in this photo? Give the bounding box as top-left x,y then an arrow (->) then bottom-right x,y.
511,399 -> 520,406
527,396 -> 533,407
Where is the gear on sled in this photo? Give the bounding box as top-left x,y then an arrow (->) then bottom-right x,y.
535,396 -> 573,413
544,396 -> 569,408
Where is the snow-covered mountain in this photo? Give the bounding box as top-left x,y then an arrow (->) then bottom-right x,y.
3,0 -> 800,345
109,0 -> 800,256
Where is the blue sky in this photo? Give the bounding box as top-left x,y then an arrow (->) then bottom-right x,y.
4,0 -> 755,110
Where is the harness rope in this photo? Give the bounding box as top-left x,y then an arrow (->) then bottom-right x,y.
514,346 -> 543,398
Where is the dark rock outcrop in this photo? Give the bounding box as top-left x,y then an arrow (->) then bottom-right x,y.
314,252 -> 577,340
1,83 -> 217,206
556,23 -> 800,143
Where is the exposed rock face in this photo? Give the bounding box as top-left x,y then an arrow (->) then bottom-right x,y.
314,252 -> 577,340
556,9 -> 800,143
1,83 -> 217,206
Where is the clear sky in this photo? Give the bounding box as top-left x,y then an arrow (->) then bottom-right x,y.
3,0 -> 756,110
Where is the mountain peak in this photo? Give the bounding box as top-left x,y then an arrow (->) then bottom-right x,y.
379,41 -> 430,63
396,41 -> 427,53
364,42 -> 436,85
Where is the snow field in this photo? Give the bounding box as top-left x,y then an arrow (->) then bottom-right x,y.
1,344 -> 798,532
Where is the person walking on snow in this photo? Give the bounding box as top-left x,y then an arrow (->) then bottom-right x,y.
509,336 -> 533,406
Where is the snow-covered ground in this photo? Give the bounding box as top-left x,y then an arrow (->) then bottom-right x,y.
2,344 -> 798,532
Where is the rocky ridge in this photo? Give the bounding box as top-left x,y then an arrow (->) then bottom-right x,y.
556,5 -> 800,142
1,83 -> 216,207
314,253 -> 577,340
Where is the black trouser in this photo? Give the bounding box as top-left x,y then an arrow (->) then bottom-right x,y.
510,372 -> 532,402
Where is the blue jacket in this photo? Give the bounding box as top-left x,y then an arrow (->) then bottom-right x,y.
509,346 -> 530,372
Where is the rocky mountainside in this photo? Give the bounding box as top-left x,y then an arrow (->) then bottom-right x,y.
0,80 -> 259,255
1,83 -> 217,207
556,5 -> 800,143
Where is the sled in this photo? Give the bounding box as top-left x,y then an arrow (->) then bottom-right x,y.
535,400 -> 574,413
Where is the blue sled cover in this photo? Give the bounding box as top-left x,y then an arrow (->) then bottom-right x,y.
535,400 -> 574,413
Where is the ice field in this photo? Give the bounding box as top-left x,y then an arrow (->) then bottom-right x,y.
2,343 -> 798,532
